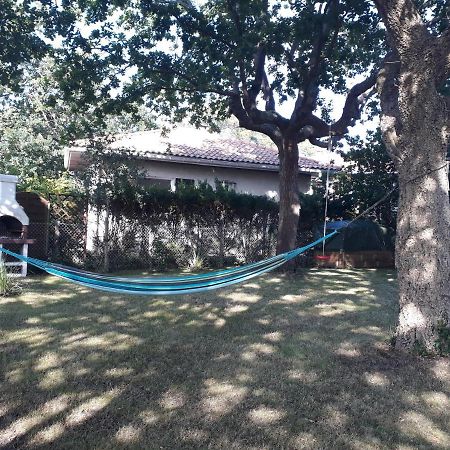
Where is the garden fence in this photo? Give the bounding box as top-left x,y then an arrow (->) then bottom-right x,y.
25,195 -> 314,273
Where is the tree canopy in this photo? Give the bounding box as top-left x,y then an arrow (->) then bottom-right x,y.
49,0 -> 384,142
0,57 -> 157,195
0,0 -> 54,90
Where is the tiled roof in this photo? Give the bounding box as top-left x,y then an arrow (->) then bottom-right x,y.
108,129 -> 334,171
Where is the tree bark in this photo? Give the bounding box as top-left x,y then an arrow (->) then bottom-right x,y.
395,158 -> 450,351
374,0 -> 450,352
276,138 -> 300,256
380,79 -> 450,352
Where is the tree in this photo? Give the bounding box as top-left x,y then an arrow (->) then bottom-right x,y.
51,0 -> 385,255
331,130 -> 398,228
0,0 -> 53,90
0,60 -> 68,191
0,57 -> 157,195
373,0 -> 450,352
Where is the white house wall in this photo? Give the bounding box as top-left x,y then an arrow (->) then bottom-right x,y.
139,160 -> 312,199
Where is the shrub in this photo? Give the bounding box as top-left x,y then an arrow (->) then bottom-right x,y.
186,253 -> 204,271
0,262 -> 22,296
206,255 -> 238,268
150,240 -> 181,270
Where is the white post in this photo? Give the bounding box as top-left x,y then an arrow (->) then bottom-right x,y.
21,243 -> 28,277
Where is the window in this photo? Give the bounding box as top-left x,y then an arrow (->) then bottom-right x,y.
139,178 -> 171,190
218,180 -> 237,191
175,178 -> 195,189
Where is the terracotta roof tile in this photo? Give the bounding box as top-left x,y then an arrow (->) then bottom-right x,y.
113,130 -> 335,171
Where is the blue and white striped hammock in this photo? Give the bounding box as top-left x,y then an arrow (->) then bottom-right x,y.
0,231 -> 337,295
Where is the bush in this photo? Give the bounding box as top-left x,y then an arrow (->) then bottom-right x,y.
0,262 -> 22,296
205,255 -> 238,268
186,253 -> 204,271
150,240 -> 181,270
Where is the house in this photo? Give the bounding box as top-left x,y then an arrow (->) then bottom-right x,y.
64,127 -> 336,200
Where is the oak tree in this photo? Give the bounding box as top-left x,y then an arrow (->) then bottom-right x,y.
52,0 -> 384,254
374,0 -> 450,352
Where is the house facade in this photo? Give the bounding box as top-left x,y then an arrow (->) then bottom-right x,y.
64,127 -> 334,199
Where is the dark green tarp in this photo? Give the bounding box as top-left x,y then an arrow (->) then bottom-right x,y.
317,220 -> 394,252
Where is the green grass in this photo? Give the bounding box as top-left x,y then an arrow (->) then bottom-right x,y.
0,269 -> 449,449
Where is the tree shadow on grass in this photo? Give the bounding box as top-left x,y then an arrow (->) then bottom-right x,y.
0,269 -> 448,449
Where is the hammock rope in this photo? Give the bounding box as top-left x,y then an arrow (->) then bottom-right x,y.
0,231 -> 338,295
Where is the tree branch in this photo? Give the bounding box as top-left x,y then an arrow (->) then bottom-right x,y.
225,0 -> 248,95
248,108 -> 290,129
331,69 -> 379,136
291,67 -> 380,147
246,44 -> 266,108
308,137 -> 329,148
228,93 -> 283,146
261,71 -> 275,111
375,51 -> 403,162
288,0 -> 340,132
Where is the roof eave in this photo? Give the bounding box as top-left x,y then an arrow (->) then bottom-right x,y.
136,152 -> 324,173
64,147 -> 327,173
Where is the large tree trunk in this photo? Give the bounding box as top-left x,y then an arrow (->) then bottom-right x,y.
376,29 -> 450,352
380,91 -> 450,353
374,0 -> 450,354
395,145 -> 450,351
276,138 -> 300,255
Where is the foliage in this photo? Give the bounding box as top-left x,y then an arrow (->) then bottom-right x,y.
50,0 -> 384,135
77,138 -> 143,205
0,0 -> 54,90
0,57 -> 157,196
0,262 -> 21,297
186,252 -> 205,271
102,182 -> 279,226
18,173 -> 79,197
330,130 -> 398,228
149,240 -> 180,271
298,130 -> 398,231
79,181 -> 279,271
0,61 -> 67,188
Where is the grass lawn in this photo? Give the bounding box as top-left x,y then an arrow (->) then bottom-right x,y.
0,269 -> 449,450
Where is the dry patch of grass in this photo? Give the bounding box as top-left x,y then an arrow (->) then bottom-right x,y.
0,269 -> 449,449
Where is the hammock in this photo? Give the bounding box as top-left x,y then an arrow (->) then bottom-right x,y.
0,231 -> 337,295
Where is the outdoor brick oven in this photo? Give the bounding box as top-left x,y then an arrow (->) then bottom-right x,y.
0,174 -> 35,276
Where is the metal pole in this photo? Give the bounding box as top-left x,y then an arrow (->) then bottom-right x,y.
322,132 -> 333,256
